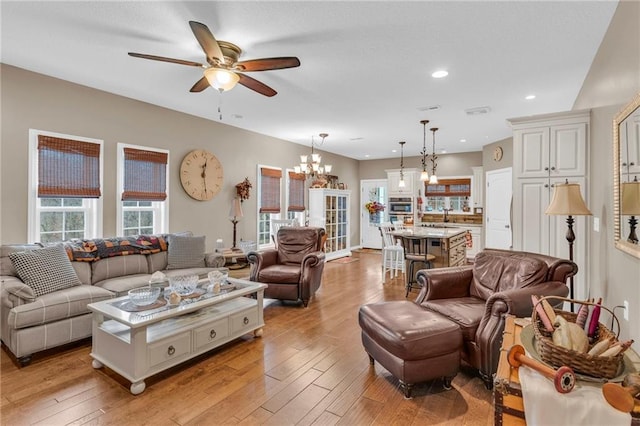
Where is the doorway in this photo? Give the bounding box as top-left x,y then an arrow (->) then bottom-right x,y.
485,167 -> 512,250
360,179 -> 387,249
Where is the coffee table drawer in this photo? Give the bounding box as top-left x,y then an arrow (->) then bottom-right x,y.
148,333 -> 191,368
230,308 -> 259,335
194,318 -> 229,351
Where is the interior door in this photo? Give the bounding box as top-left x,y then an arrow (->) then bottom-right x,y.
360,179 -> 387,249
485,168 -> 513,250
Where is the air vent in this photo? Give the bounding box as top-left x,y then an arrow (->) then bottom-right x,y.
349,137 -> 364,141
417,105 -> 441,112
465,106 -> 491,115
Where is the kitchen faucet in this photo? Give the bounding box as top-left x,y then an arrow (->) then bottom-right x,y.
443,208 -> 451,223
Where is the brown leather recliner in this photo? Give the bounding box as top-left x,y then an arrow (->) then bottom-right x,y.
415,248 -> 577,387
247,227 -> 325,307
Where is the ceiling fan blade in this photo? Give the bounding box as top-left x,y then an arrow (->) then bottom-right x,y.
236,57 -> 301,72
190,76 -> 210,93
237,73 -> 277,97
128,52 -> 204,67
189,21 -> 224,64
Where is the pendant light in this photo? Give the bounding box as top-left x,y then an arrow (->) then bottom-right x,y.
429,127 -> 438,185
398,141 -> 406,188
429,127 -> 439,184
420,120 -> 430,181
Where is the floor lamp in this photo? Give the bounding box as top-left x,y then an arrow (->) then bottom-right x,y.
545,180 -> 592,311
229,197 -> 243,251
622,176 -> 640,244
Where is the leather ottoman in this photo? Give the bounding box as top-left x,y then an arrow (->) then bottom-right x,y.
358,301 -> 462,398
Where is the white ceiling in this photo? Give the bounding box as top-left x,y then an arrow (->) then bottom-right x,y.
1,1 -> 618,160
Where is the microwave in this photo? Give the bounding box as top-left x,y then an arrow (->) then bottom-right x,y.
389,197 -> 413,214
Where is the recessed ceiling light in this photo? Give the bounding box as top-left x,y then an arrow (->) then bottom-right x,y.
525,94 -> 536,100
441,150 -> 447,154
432,70 -> 448,78
391,149 -> 397,153
460,139 -> 467,143
364,154 -> 370,158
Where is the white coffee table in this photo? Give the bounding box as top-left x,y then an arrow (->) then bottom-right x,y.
88,277 -> 267,394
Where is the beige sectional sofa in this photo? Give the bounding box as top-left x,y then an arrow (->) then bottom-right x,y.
0,234 -> 224,366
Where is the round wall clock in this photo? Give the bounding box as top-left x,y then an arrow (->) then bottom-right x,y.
493,146 -> 504,162
180,149 -> 224,201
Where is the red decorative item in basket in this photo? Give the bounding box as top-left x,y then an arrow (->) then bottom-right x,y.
532,296 -> 624,380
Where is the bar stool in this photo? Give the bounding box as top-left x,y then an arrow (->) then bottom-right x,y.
379,223 -> 404,281
399,235 -> 436,297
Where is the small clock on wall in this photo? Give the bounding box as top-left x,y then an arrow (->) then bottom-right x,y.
493,146 -> 504,162
180,149 -> 224,201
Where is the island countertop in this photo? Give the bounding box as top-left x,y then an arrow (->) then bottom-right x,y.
390,226 -> 467,239
390,226 -> 468,268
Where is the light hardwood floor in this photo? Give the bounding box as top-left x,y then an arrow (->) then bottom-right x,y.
0,250 -> 494,425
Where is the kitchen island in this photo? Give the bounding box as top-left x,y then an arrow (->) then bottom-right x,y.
391,226 -> 468,269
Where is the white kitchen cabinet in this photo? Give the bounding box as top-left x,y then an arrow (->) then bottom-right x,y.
386,168 -> 417,196
462,225 -> 483,259
509,110 -> 590,302
512,113 -> 587,179
471,166 -> 484,207
308,188 -> 351,261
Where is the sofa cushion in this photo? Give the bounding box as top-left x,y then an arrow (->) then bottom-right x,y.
257,264 -> 301,284
9,244 -> 82,297
94,273 -> 154,297
469,251 -> 548,300
6,284 -> 113,329
421,297 -> 486,342
147,251 -> 168,273
167,235 -> 205,269
91,254 -> 149,284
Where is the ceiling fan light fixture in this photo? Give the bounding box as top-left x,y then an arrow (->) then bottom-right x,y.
204,67 -> 239,91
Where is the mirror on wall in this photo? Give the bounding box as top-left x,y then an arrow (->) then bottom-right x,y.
613,92 -> 640,258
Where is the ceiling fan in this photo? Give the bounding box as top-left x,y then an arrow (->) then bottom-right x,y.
128,21 -> 300,97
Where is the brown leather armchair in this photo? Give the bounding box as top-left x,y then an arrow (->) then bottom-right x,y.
247,227 -> 325,307
415,248 -> 577,387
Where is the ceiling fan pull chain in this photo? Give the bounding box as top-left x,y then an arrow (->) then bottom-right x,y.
218,89 -> 223,120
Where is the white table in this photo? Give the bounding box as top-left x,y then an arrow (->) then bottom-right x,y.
88,277 -> 267,394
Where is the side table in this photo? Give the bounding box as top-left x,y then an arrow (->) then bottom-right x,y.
494,315 -> 640,425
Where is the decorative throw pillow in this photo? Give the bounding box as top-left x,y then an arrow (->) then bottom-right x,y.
167,235 -> 206,269
9,244 -> 82,297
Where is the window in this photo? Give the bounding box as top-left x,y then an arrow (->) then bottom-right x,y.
28,130 -> 103,243
286,170 -> 306,224
257,166 -> 282,246
117,144 -> 169,236
424,178 -> 471,212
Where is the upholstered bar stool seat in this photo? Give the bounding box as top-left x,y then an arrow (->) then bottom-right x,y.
358,301 -> 462,398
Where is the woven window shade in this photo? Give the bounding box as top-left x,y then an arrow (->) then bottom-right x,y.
260,167 -> 282,213
288,171 -> 306,212
425,178 -> 471,197
37,135 -> 101,198
122,148 -> 168,201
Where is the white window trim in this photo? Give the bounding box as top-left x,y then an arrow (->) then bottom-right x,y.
28,129 -> 104,243
116,143 -> 169,236
257,164 -> 282,249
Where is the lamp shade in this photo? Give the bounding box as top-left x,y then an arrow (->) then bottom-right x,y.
420,170 -> 429,181
621,179 -> 640,215
229,197 -> 243,219
204,68 -> 240,91
545,182 -> 592,216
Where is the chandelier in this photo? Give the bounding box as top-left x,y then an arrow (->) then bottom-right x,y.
420,119 -> 430,181
429,127 -> 439,184
398,141 -> 406,187
294,133 -> 332,178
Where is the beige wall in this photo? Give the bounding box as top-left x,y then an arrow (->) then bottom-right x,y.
358,152 -> 482,181
572,0 -> 640,340
0,64 -> 360,250
482,137 -> 513,173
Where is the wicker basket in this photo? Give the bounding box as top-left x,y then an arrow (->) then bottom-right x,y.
532,296 -> 623,379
